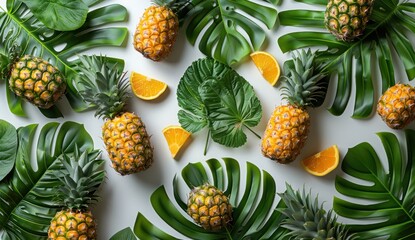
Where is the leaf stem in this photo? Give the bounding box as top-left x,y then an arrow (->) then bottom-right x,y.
245,126 -> 261,139
225,226 -> 233,240
203,130 -> 210,155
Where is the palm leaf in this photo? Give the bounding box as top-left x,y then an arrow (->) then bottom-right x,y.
0,121 -> 103,240
278,0 -> 415,118
0,0 -> 128,118
181,0 -> 279,65
111,158 -> 289,240
334,129 -> 415,239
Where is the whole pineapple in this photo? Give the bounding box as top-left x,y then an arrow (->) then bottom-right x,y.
48,149 -> 105,240
187,183 -> 233,231
325,0 -> 374,42
77,55 -> 153,175
0,45 -> 66,108
261,49 -> 327,164
133,0 -> 186,61
377,83 -> 415,129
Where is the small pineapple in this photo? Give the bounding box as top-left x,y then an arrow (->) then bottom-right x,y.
76,55 -> 153,175
261,49 -> 327,164
48,149 -> 105,240
377,83 -> 415,129
0,45 -> 66,108
133,0 -> 187,61
325,0 -> 374,42
187,183 -> 233,231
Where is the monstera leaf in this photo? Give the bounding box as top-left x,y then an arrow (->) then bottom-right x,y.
0,0 -> 128,118
0,120 -> 17,181
278,0 -> 415,118
0,121 -> 103,240
334,129 -> 415,239
111,158 -> 289,239
181,0 -> 279,65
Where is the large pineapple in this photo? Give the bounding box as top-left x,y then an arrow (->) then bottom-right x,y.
0,45 -> 66,108
48,149 -> 105,239
325,0 -> 374,42
133,0 -> 185,61
77,55 -> 153,175
261,49 -> 327,164
187,183 -> 233,231
377,83 -> 415,129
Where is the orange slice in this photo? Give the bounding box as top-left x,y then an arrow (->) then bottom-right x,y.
130,71 -> 167,100
162,125 -> 191,158
301,145 -> 339,176
250,51 -> 281,86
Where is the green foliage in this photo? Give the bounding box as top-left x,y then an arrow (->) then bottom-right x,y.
20,0 -> 88,31
278,0 -> 415,118
179,0 -> 279,65
0,121 -> 100,240
334,129 -> 415,239
110,227 -> 137,240
111,158 -> 289,240
0,0 -> 128,118
0,120 -> 17,181
177,58 -> 262,152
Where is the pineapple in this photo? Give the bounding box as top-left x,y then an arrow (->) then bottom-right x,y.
279,184 -> 355,239
187,183 -> 233,231
133,0 -> 185,61
261,49 -> 327,164
377,83 -> 415,129
325,0 -> 374,42
76,55 -> 153,175
48,149 -> 105,240
0,45 -> 66,108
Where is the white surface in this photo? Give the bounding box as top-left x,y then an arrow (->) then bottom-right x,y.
0,0 -> 413,239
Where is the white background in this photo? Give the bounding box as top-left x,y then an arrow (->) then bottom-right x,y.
1,0 -> 413,239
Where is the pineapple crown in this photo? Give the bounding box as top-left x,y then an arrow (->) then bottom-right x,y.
152,0 -> 192,15
76,55 -> 130,120
279,183 -> 355,240
281,48 -> 328,108
54,147 -> 105,211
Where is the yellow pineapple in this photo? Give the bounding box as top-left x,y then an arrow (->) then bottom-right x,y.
48,149 -> 105,239
377,83 -> 415,129
325,0 -> 374,42
261,49 -> 327,164
187,183 -> 233,231
76,55 -> 153,175
133,0 -> 185,61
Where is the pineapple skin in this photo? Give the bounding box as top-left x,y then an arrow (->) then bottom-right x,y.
102,112 -> 153,175
377,83 -> 415,129
9,55 -> 66,109
48,210 -> 96,240
325,0 -> 374,42
187,184 -> 233,231
133,5 -> 179,61
261,105 -> 310,164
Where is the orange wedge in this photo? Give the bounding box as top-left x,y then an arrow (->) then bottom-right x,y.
130,71 -> 167,100
162,125 -> 191,158
301,145 -> 339,176
250,51 -> 281,86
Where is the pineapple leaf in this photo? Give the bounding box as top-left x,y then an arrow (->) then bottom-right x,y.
111,158 -> 290,240
334,129 -> 415,239
278,0 -> 415,118
0,121 -> 101,240
0,0 -> 128,118
0,120 -> 17,181
179,0 -> 279,65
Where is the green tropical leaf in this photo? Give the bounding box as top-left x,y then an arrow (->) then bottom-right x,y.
19,0 -> 88,31
181,0 -> 279,65
278,0 -> 415,118
0,120 -> 17,181
0,121 -> 100,239
0,0 -> 128,118
334,129 -> 415,239
112,158 -> 289,239
110,227 -> 137,240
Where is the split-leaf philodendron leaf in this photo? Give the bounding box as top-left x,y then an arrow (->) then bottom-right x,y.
278,0 -> 415,118
0,120 -> 17,181
0,121 -> 103,240
0,0 -> 128,118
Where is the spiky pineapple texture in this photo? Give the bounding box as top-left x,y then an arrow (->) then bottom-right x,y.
279,184 -> 355,240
